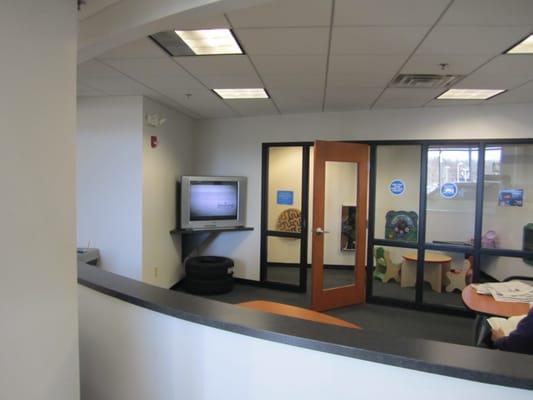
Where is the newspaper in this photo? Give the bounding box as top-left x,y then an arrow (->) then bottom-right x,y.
471,280 -> 533,303
487,315 -> 527,336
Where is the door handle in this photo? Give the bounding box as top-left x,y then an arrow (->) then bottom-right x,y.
315,227 -> 330,235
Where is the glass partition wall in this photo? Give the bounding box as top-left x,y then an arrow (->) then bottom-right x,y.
260,143 -> 311,291
368,140 -> 533,314
261,140 -> 533,312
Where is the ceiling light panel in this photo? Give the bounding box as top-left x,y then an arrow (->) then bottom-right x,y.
175,29 -> 243,55
213,88 -> 269,99
437,89 -> 505,100
507,34 -> 533,54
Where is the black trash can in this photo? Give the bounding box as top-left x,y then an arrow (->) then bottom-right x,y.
184,256 -> 234,294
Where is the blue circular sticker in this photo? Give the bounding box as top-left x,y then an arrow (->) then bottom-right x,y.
440,182 -> 458,199
389,179 -> 406,196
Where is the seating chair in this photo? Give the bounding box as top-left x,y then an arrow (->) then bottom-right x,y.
373,247 -> 401,283
445,257 -> 472,292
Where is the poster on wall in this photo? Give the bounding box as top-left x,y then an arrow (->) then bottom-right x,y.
341,205 -> 357,251
276,190 -> 294,205
389,179 -> 406,196
498,188 -> 523,207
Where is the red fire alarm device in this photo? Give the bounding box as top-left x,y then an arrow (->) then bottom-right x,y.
150,136 -> 158,148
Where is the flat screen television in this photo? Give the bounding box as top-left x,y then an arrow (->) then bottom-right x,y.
179,176 -> 246,230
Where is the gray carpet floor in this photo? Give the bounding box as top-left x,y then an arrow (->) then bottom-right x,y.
267,265 -> 466,308
175,272 -> 475,346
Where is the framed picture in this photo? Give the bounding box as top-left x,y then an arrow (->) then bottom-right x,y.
385,210 -> 418,242
341,205 -> 357,251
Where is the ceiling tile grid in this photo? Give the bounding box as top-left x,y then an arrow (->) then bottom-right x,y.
325,86 -> 384,111
77,0 -> 533,118
330,26 -> 430,55
235,27 -> 330,56
228,0 -> 332,28
334,0 -> 450,26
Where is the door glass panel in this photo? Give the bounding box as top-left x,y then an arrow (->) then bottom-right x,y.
266,236 -> 301,285
375,145 -> 421,243
426,146 -> 478,245
268,147 -> 303,233
482,144 -> 533,251
372,245 -> 415,303
421,250 -> 471,309
322,161 -> 357,289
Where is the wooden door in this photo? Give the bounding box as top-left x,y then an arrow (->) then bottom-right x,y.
311,141 -> 369,311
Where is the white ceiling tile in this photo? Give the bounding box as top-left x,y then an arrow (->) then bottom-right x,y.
167,14 -> 229,30
325,87 -> 382,111
268,87 -> 324,113
98,38 -> 167,59
373,88 -> 443,108
198,75 -> 263,89
78,0 -> 121,20
174,55 -> 256,76
103,58 -> 204,90
454,55 -> 533,89
426,99 -> 484,107
401,54 -> 490,75
78,76 -> 155,96
440,0 -> 533,26
104,58 -> 188,78
335,0 -> 449,26
157,87 -> 238,118
331,26 -> 429,55
328,55 -> 406,87
416,26 -> 531,55
78,60 -> 122,78
226,99 -> 278,116
228,0 -> 332,28
262,74 -> 325,90
251,55 -> 327,76
484,81 -> 533,104
235,28 -> 329,55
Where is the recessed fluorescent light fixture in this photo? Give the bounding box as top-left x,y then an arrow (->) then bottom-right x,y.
213,88 -> 269,99
506,34 -> 533,54
174,29 -> 243,55
437,88 -> 505,100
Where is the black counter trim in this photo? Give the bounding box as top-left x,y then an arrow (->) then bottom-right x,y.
78,263 -> 533,391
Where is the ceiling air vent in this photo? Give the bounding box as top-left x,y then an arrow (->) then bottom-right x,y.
390,74 -> 462,89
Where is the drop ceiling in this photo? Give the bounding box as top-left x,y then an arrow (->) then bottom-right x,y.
77,0 -> 533,119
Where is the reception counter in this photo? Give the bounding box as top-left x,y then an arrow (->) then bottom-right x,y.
78,263 -> 533,398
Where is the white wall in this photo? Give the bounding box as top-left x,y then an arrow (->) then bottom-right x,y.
193,104 -> 533,280
79,285 -> 532,400
77,96 -> 144,280
0,1 -> 79,399
77,96 -> 194,287
142,97 -> 193,287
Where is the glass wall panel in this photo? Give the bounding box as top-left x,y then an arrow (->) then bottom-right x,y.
266,236 -> 301,285
322,161 -> 357,289
372,245 -> 415,303
375,145 -> 421,243
426,146 -> 478,245
481,255 -> 533,282
482,144 -> 533,251
267,147 -> 303,232
420,250 -> 471,309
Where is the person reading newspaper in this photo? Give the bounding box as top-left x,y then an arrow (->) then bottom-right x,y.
491,308 -> 533,355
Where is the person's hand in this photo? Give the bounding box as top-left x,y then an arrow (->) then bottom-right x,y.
491,327 -> 506,342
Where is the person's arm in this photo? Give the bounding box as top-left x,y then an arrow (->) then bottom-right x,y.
493,309 -> 533,355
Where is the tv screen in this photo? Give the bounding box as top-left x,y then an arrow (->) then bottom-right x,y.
189,181 -> 238,221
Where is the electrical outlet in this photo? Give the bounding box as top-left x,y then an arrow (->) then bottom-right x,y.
154,267 -> 159,278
